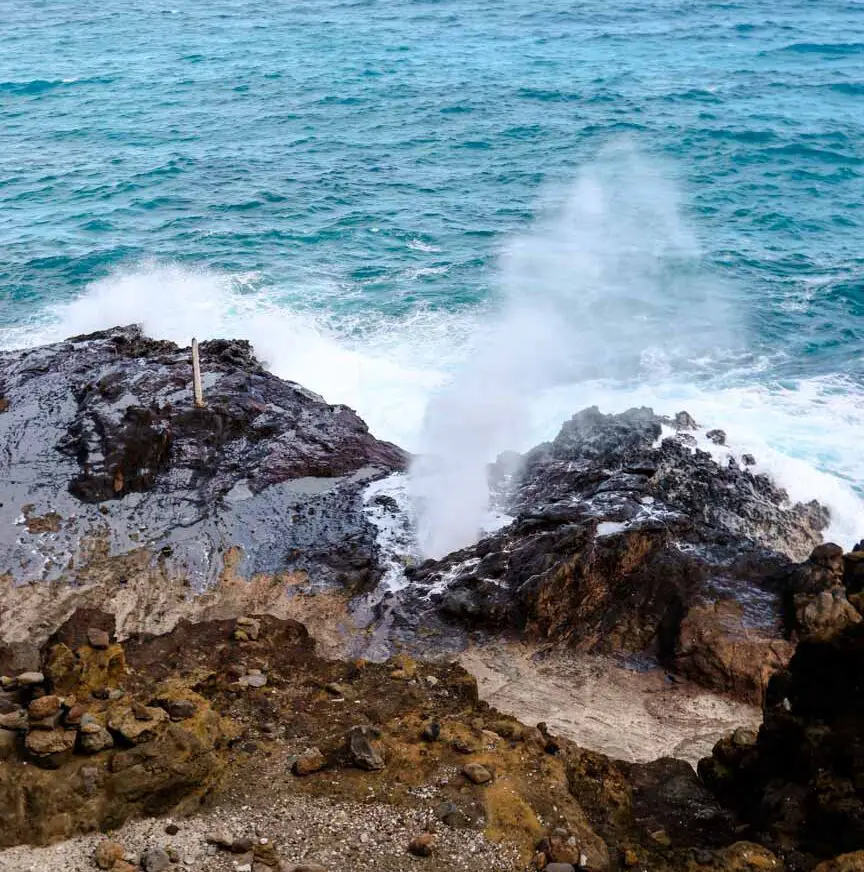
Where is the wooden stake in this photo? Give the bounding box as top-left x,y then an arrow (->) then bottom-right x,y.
191,338 -> 204,408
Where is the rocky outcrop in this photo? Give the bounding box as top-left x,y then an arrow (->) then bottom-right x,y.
0,326 -> 406,665
0,618 -> 235,846
406,407 -> 829,701
699,622 -> 864,869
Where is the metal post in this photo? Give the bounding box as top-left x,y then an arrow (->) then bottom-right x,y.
191,338 -> 204,408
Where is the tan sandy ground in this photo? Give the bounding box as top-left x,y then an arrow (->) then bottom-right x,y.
460,643 -> 760,767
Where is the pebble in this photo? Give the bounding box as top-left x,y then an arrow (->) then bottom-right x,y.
141,846 -> 171,871
347,726 -> 385,771
15,672 -> 44,687
408,833 -> 435,857
165,824 -> 180,836
242,674 -> 268,689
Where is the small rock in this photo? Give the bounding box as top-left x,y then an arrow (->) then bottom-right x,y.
408,833 -> 435,857
165,824 -> 180,836
742,453 -> 756,466
462,762 -> 493,784
623,848 -> 639,867
64,702 -> 88,725
132,700 -> 155,721
158,698 -> 196,721
324,682 -> 355,700
142,846 -> 171,872
242,674 -> 268,689
732,726 -> 758,747
451,738 -> 474,754
15,671 -> 44,687
347,725 -> 385,771
79,724 -> 114,754
0,692 -> 19,715
95,840 -> 126,870
425,675 -> 439,687
253,840 -> 281,866
421,722 -> 441,742
28,695 -> 60,720
293,747 -> 326,776
206,832 -> 234,849
87,627 -> 111,649
706,429 -> 726,446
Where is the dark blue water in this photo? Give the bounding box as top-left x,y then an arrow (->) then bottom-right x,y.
1,0 -> 863,541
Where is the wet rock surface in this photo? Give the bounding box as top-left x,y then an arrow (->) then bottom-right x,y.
406,407 -> 830,701
0,326 -> 406,662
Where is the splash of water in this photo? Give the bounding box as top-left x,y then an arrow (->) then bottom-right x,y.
410,145 -> 736,558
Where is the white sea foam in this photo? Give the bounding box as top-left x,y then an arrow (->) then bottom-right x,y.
2,213 -> 863,555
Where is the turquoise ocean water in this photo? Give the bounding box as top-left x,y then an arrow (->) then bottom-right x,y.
1,0 -> 863,543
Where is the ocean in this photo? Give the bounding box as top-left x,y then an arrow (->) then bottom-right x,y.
1,0 -> 863,548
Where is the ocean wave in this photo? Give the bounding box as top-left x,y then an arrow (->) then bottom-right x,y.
4,260 -> 862,549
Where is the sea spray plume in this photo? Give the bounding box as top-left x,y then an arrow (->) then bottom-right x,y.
410,144 -> 735,559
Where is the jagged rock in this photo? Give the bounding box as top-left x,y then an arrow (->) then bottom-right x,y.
0,326 -> 406,661
408,407 -> 828,700
108,703 -> 169,744
347,725 -> 385,771
700,622 -> 864,861
292,748 -> 326,776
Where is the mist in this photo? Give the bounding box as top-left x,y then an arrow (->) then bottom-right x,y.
409,143 -> 735,559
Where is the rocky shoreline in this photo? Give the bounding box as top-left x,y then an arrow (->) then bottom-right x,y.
1,327 -> 863,871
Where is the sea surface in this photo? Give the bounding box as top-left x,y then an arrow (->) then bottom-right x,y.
1,0 -> 863,546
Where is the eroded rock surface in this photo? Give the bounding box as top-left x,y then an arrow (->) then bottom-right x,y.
406,407 -> 830,701
0,326 -> 406,664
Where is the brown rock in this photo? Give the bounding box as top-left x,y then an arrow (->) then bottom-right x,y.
79,724 -> 115,754
0,709 -> 27,731
95,840 -> 126,870
64,702 -> 88,725
814,852 -> 864,872
108,703 -> 168,744
408,832 -> 435,857
676,599 -> 794,703
293,747 -> 326,776
28,695 -> 60,720
462,762 -> 493,784
25,728 -> 77,766
347,725 -> 385,771
87,627 -> 111,649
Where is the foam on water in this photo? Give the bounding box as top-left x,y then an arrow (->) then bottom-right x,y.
4,257 -> 863,551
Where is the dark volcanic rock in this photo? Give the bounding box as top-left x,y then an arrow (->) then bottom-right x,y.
0,326 -> 406,656
408,407 -> 828,700
699,622 -> 864,867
